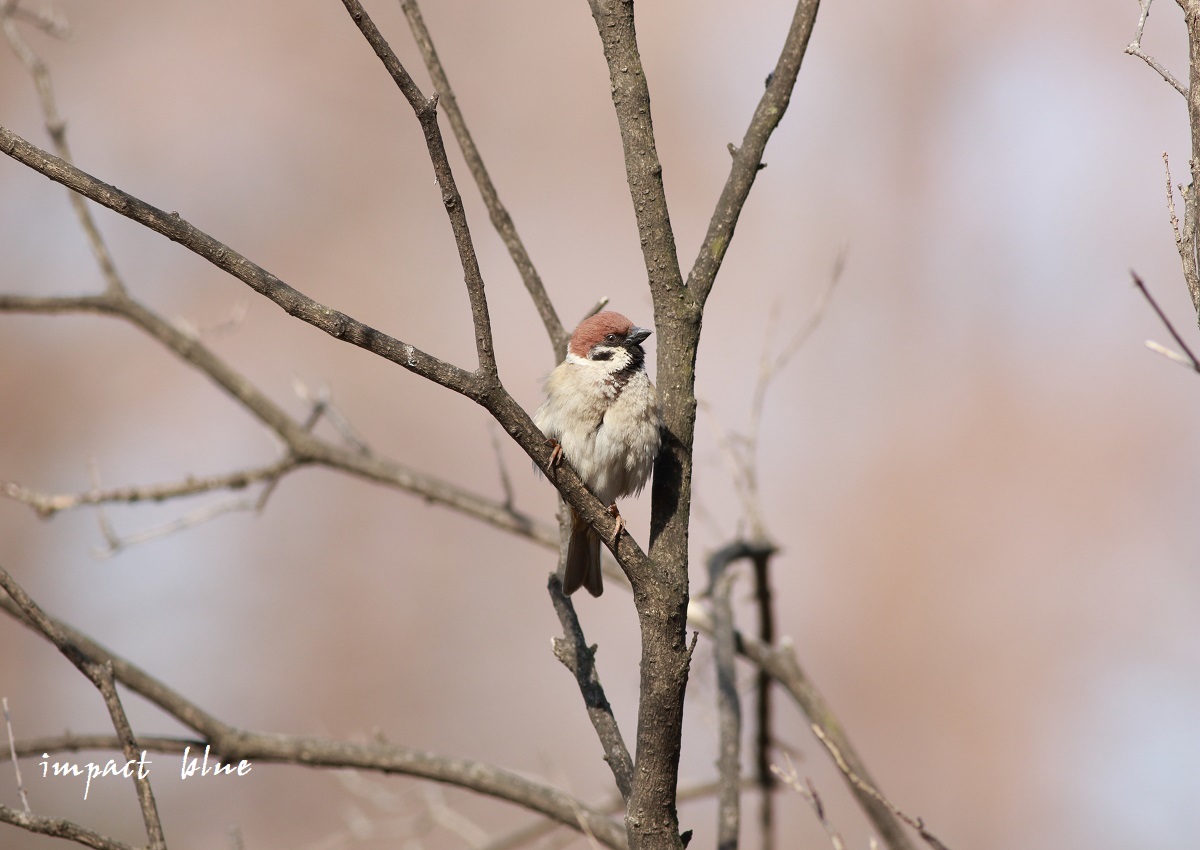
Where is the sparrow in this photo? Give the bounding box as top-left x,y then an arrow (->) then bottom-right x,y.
535,311 -> 663,596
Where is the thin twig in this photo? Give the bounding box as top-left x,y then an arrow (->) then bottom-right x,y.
399,0 -> 568,357
0,567 -> 166,848
7,3 -> 69,37
3,458 -> 298,518
2,698 -> 30,813
686,0 -> 824,309
811,725 -> 951,850
548,576 -> 634,804
0,804 -> 135,850
1125,0 -> 1188,98
743,255 -> 843,534
770,758 -> 845,850
337,0 -> 497,381
488,421 -> 516,510
1,3 -> 127,295
292,379 -> 373,455
5,733 -> 202,761
1165,152 -> 1184,254
0,588 -> 628,849
0,293 -> 555,547
0,127 -> 638,576
0,128 -> 482,396
1132,270 -> 1200,370
685,603 -> 917,850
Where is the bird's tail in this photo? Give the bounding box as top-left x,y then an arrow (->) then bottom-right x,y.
563,508 -> 603,597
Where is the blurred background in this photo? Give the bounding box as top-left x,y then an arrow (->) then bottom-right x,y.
2,0 -> 1199,847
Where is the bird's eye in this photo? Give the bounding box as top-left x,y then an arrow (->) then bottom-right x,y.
605,333 -> 619,344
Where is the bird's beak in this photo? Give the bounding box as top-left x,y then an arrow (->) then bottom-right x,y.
626,327 -> 651,345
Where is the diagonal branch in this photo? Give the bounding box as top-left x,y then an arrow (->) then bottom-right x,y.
688,0 -> 822,309
1125,0 -> 1188,98
1,1 -> 125,297
549,575 -> 635,803
0,125 -> 480,394
586,0 -> 685,309
399,0 -> 569,357
337,0 -> 497,381
0,111 -> 646,584
0,567 -> 166,849
0,805 -> 135,850
811,725 -> 952,850
0,575 -> 628,849
1132,270 -> 1200,370
686,602 -> 917,850
0,291 -> 556,548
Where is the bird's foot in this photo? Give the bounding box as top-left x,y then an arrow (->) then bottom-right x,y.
546,438 -> 563,470
606,503 -> 625,543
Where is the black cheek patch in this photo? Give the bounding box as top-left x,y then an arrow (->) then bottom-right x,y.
590,348 -> 614,361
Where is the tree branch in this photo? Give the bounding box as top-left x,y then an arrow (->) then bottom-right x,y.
337,0 -> 497,380
686,603 -> 917,850
687,0 -> 823,310
0,805 -> 135,850
1179,0 -> 1200,315
584,4 -> 693,848
1125,0 -> 1187,97
399,0 -> 568,357
0,566 -> 166,849
1,1 -> 125,297
0,580 -> 628,849
548,575 -> 634,804
1132,270 -> 1200,370
0,126 -> 481,390
811,725 -> 952,850
708,543 -> 745,850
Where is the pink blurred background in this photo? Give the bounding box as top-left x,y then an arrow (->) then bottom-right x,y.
3,0 -> 1200,847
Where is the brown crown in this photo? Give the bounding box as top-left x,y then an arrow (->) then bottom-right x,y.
568,311 -> 636,358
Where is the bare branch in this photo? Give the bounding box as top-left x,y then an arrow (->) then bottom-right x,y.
0,567 -> 166,848
480,778 -> 754,850
2,698 -> 30,813
749,551 -> 777,848
488,422 -> 517,510
0,291 -> 557,547
337,0 -> 497,380
2,3 -> 126,295
399,0 -> 568,357
708,545 -> 744,850
0,804 -> 135,850
0,126 -> 481,394
548,576 -> 634,804
687,0 -> 823,309
1132,270 -> 1200,370
3,458 -> 297,518
1125,0 -> 1187,97
770,760 -> 845,850
0,587 -> 628,849
6,3 -> 69,37
686,603 -> 917,850
811,725 -> 951,850
0,120 -> 639,580
6,733 -> 202,761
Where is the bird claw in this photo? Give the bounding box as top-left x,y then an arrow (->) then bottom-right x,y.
607,503 -> 625,543
546,438 -> 563,469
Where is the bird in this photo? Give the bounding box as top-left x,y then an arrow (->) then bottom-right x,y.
534,310 -> 663,596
